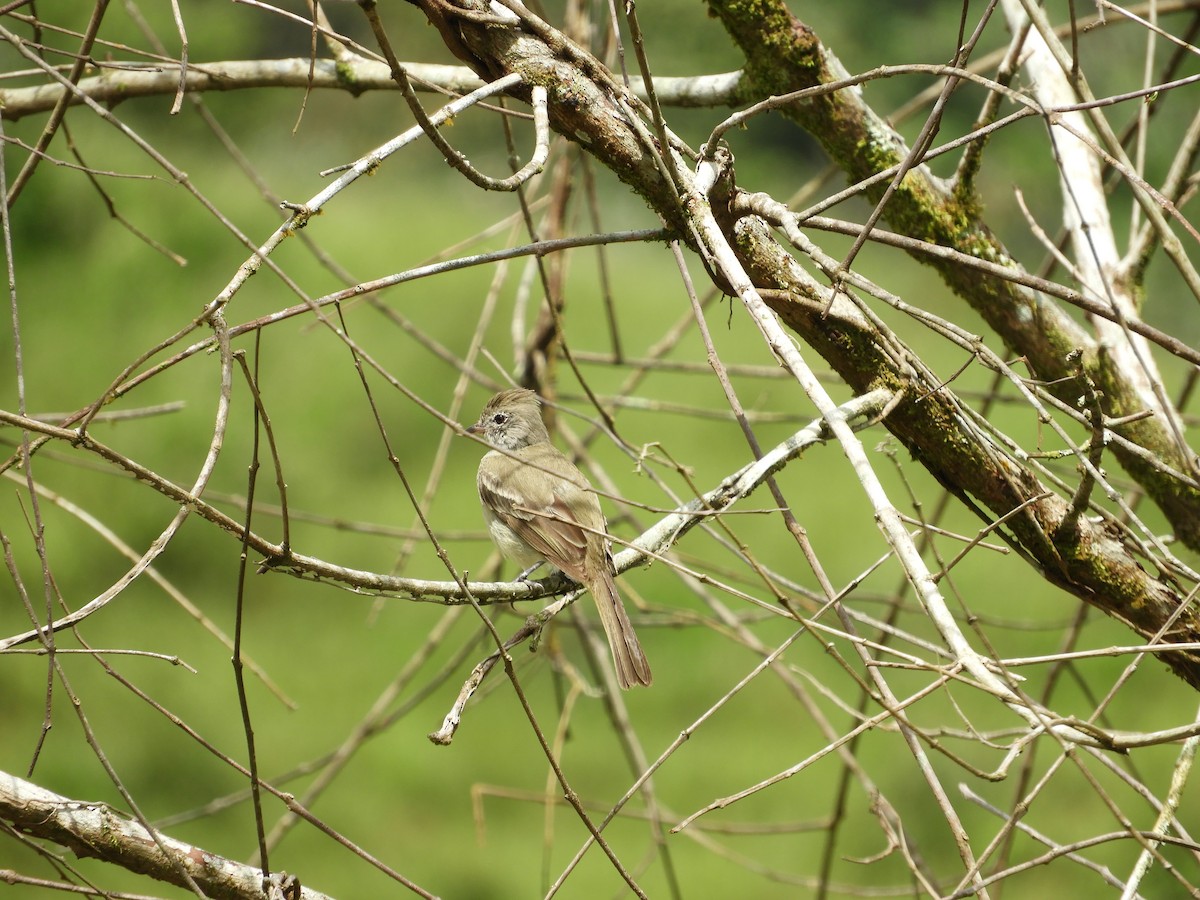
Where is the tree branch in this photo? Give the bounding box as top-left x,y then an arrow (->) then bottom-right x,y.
0,769 -> 333,900
0,56 -> 744,121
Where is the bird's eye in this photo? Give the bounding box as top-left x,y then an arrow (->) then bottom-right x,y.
491,413 -> 507,424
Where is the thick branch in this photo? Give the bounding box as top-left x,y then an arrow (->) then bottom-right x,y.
0,769 -> 332,900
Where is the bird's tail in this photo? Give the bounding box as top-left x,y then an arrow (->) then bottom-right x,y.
591,570 -> 652,689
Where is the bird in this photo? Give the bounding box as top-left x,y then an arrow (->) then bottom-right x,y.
467,388 -> 652,689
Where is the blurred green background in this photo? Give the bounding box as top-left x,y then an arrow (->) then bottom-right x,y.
1,1 -> 1198,897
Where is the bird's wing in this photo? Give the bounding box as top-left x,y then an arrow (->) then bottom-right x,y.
477,445 -> 593,582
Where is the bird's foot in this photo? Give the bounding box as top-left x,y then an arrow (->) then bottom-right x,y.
516,562 -> 546,581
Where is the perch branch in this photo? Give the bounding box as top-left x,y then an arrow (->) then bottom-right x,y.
428,389 -> 891,744
0,389 -> 879,652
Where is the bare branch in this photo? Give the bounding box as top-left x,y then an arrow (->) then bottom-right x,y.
0,768 -> 337,900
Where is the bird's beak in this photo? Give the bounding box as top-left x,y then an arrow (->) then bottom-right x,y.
465,423 -> 482,436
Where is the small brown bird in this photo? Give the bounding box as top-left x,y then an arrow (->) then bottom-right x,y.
467,388 -> 652,689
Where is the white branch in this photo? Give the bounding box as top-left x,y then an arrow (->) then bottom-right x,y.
0,58 -> 743,121
1002,0 -> 1184,436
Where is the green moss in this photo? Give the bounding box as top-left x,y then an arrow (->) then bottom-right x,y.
334,58 -> 369,97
